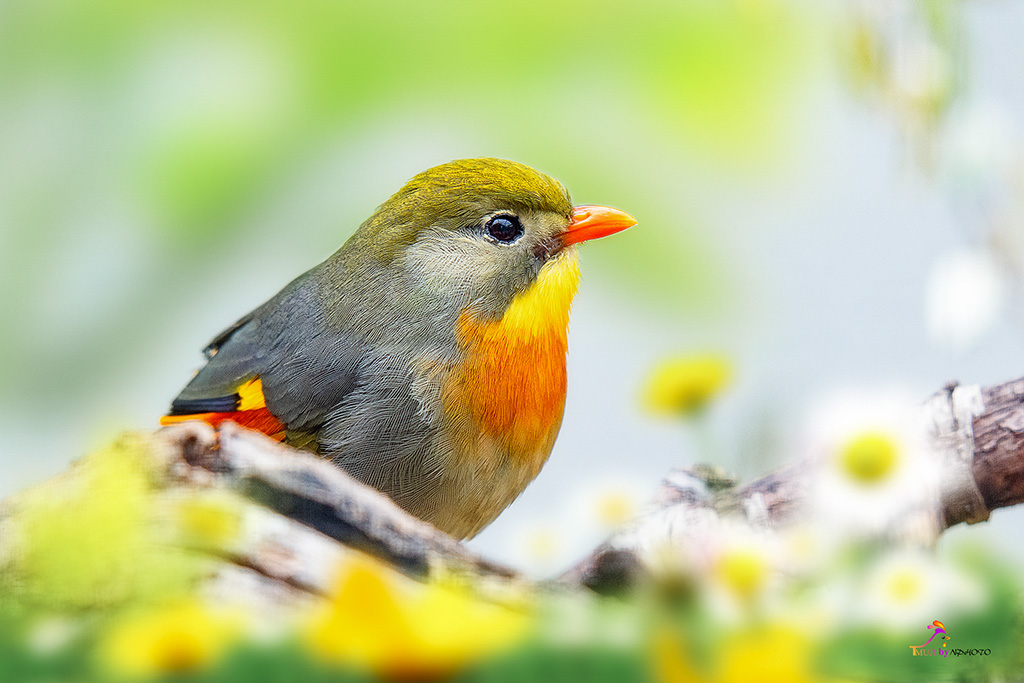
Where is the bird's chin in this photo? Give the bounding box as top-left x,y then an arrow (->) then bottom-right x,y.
551,243 -> 578,261
547,246 -> 581,282
534,238 -> 577,261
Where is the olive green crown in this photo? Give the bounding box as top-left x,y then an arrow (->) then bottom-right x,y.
354,158 -> 572,262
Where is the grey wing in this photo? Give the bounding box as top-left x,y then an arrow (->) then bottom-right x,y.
169,264 -> 451,515
168,270 -> 364,441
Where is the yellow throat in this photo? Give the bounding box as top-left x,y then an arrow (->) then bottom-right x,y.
452,249 -> 581,456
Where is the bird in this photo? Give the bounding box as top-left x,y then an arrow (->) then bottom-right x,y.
161,158 -> 637,539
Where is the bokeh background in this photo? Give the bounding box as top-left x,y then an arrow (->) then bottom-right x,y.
3,0 -> 1024,578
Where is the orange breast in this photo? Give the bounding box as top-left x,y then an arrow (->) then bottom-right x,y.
448,252 -> 581,459
454,314 -> 568,455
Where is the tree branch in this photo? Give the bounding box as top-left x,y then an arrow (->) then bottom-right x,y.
4,375 -> 1023,606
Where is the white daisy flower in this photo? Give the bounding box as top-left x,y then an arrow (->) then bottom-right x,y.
855,551 -> 986,631
926,250 -> 1003,353
802,390 -> 939,538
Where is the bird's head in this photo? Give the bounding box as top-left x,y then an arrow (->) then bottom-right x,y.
348,157 -> 636,325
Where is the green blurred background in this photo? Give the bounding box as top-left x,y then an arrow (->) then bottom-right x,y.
2,0 -> 1023,572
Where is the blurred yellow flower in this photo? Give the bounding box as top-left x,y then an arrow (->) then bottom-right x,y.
595,490 -> 637,527
839,431 -> 898,486
525,528 -> 560,562
174,494 -> 243,547
643,354 -> 732,417
715,548 -> 769,603
13,435 -> 199,606
716,625 -> 826,683
884,565 -> 924,605
651,626 -> 704,683
654,623 -> 844,683
306,557 -> 530,679
703,527 -> 780,619
103,601 -> 243,676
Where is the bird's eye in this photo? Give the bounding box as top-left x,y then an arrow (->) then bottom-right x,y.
485,214 -> 523,243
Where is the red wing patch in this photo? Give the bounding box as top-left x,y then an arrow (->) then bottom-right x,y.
161,377 -> 286,441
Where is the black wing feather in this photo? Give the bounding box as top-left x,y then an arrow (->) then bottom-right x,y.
168,395 -> 240,415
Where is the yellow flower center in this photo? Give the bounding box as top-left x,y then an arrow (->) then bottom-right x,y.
176,496 -> 241,546
840,432 -> 899,485
595,492 -> 635,527
152,629 -> 209,673
103,602 -> 239,676
643,354 -> 732,417
885,568 -> 924,604
716,549 -> 768,601
308,558 -> 529,678
526,529 -> 558,561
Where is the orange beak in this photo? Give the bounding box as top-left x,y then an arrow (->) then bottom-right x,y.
560,205 -> 638,247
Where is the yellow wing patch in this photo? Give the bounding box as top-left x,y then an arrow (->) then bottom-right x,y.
160,376 -> 284,441
236,377 -> 268,411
